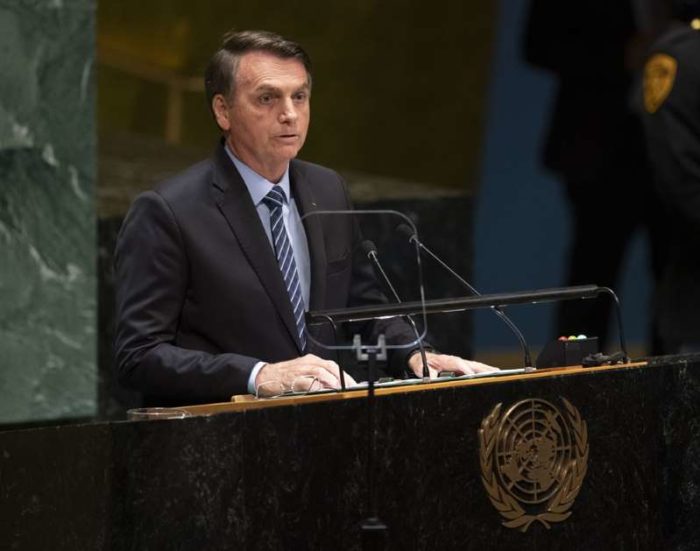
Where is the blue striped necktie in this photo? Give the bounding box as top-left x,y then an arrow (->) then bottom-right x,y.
262,187 -> 307,351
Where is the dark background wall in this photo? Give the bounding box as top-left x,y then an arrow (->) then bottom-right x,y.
97,0 -> 497,208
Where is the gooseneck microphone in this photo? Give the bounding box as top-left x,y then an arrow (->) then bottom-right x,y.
396,224 -> 533,369
360,240 -> 431,380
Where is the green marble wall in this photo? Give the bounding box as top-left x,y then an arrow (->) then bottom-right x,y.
0,1 -> 96,423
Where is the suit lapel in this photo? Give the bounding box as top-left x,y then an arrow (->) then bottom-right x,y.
290,161 -> 327,312
211,146 -> 302,353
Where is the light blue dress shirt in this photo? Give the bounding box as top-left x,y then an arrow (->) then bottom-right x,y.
224,147 -> 311,394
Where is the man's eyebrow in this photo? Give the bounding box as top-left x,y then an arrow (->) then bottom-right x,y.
253,84 -> 281,93
254,81 -> 310,91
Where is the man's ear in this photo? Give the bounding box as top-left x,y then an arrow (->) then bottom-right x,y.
212,94 -> 231,132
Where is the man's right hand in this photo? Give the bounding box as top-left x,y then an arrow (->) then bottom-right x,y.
254,354 -> 356,397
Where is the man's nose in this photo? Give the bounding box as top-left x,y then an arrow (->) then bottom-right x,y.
278,98 -> 298,123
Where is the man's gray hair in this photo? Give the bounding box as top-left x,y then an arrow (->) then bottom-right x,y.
204,29 -> 312,107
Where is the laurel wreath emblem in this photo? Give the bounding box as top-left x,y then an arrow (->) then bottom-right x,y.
479,398 -> 589,532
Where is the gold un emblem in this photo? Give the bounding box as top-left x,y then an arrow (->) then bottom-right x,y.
479,398 -> 589,532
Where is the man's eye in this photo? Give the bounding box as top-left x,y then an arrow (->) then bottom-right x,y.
259,95 -> 273,104
293,92 -> 308,102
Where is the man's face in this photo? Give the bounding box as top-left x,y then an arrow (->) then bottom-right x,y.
213,51 -> 310,182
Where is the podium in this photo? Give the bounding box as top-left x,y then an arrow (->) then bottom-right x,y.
2,355 -> 700,550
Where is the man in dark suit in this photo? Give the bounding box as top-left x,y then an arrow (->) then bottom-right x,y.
114,30 -> 496,405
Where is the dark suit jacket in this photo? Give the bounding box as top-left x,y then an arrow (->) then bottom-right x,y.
641,24 -> 700,349
114,144 -> 416,405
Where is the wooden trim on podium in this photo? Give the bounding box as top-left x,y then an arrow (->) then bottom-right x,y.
179,362 -> 647,417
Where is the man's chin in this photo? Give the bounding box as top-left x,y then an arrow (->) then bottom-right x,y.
276,145 -> 302,161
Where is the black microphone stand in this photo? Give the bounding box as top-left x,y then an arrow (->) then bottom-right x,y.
362,240 -> 430,381
354,334 -> 388,550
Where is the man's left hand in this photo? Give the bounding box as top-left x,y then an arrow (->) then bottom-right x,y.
408,351 -> 499,379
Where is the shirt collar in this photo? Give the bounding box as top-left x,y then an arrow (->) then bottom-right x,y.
224,144 -> 291,206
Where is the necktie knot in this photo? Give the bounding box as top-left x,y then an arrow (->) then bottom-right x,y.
262,187 -> 287,210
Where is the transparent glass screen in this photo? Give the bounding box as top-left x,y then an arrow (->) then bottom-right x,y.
299,209 -> 428,357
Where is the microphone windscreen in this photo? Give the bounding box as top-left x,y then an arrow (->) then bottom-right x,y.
395,223 -> 416,241
360,239 -> 378,257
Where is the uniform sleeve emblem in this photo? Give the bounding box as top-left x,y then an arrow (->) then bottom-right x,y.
643,53 -> 678,114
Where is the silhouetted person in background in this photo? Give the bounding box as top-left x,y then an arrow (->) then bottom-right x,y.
640,0 -> 700,353
524,0 -> 669,352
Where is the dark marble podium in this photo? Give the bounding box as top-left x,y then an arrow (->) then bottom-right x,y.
1,355 -> 700,550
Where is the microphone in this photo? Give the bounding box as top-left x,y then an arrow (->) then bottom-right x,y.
396,224 -> 534,369
360,240 -> 431,380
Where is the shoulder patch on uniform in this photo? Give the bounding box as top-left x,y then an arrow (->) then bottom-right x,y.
644,53 -> 677,114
